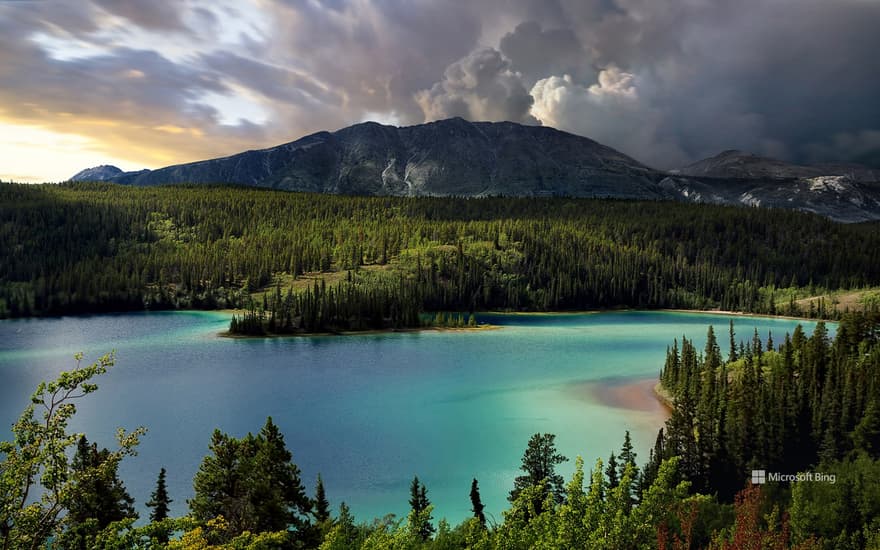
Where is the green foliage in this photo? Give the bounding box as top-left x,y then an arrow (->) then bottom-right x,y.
55,435 -> 138,549
189,417 -> 314,545
655,312 -> 880,502
0,352 -> 144,550
4,182 -> 880,325
314,474 -> 330,524
509,433 -> 568,516
790,454 -> 880,548
408,476 -> 435,541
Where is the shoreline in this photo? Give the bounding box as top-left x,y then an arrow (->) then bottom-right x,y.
219,324 -> 501,339
476,307 -> 834,323
658,308 -> 834,323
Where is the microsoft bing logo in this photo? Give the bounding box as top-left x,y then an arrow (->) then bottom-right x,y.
751,469 -> 766,485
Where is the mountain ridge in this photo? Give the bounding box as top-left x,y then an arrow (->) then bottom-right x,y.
71,118 -> 880,222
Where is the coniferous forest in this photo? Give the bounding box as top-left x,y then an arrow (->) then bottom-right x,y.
2,182 -> 880,334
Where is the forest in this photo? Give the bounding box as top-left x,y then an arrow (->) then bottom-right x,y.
2,312 -> 879,549
2,182 -> 880,334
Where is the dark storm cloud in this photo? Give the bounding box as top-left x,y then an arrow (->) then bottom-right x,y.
499,22 -> 593,86
1,0 -> 878,175
519,0 -> 880,167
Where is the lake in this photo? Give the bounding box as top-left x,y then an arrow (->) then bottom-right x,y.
0,310 -> 828,524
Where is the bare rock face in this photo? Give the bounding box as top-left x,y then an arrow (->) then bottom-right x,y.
70,119 -> 880,222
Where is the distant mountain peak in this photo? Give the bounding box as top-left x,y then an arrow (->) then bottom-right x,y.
70,165 -> 124,182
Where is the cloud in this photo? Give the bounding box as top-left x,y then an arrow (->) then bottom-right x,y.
499,21 -> 593,86
804,130 -> 880,167
1,0 -> 879,180
531,69 -> 687,168
92,0 -> 188,31
416,48 -> 538,125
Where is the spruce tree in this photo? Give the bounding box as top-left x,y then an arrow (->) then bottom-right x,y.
314,474 -> 331,523
606,452 -> 619,489
146,467 -> 172,543
470,478 -> 486,527
146,467 -> 172,523
408,476 -> 435,540
190,417 -> 313,542
509,433 -> 568,513
60,436 -> 137,550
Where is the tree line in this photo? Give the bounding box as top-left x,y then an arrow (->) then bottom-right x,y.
2,182 -> 880,328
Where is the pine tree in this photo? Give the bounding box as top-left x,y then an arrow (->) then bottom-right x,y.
509,433 -> 568,513
618,431 -> 639,506
729,319 -> 738,363
146,467 -> 172,523
314,474 -> 331,523
146,467 -> 172,543
470,478 -> 486,527
409,476 -> 435,540
60,436 -> 138,550
606,452 -> 620,489
190,417 -> 313,542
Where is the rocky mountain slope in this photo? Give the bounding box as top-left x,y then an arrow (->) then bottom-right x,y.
71,118 -> 880,222
664,150 -> 880,222
79,118 -> 661,199
70,165 -> 125,182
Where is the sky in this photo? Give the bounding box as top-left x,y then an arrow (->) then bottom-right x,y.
1,0 -> 879,182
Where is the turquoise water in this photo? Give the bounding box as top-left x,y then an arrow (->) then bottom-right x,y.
0,310 -> 829,524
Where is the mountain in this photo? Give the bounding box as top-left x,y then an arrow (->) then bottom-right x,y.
676,149 -> 880,182
70,118 -> 880,222
664,150 -> 880,222
70,165 -> 125,182
72,118 -> 662,199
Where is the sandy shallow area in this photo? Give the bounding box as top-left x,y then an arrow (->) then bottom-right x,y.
571,377 -> 672,417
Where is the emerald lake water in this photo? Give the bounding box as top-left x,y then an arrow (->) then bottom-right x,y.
0,310 -> 828,523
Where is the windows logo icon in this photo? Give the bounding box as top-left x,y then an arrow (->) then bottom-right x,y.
751,469 -> 766,485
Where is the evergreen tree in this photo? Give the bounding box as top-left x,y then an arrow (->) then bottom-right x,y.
606,452 -> 619,489
314,474 -> 331,523
728,319 -> 738,363
470,478 -> 486,527
146,467 -> 172,523
190,417 -> 312,542
509,433 -> 568,514
618,431 -> 639,507
408,476 -> 435,540
145,467 -> 172,544
59,436 -> 137,550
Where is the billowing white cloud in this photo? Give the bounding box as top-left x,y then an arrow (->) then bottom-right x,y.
530,69 -> 687,167
415,48 -> 538,125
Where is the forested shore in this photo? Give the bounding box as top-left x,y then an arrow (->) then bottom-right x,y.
2,182 -> 879,335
